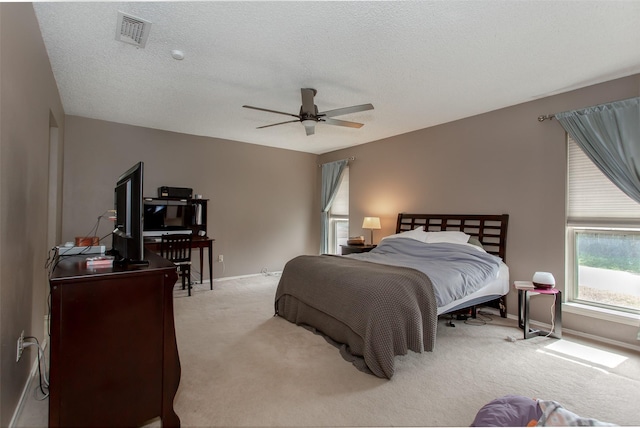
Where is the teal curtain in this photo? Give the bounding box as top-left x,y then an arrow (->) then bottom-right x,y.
556,97 -> 640,204
320,160 -> 348,254
555,97 -> 640,341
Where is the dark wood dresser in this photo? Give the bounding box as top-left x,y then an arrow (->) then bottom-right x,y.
48,250 -> 181,427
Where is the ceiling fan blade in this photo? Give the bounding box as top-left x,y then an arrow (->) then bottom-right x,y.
320,103 -> 374,118
323,118 -> 364,128
300,88 -> 317,115
256,119 -> 300,129
305,124 -> 315,136
243,105 -> 299,119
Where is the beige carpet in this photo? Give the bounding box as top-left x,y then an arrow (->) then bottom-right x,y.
172,275 -> 640,427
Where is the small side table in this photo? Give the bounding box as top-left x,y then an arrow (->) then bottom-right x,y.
340,244 -> 376,255
515,281 -> 562,339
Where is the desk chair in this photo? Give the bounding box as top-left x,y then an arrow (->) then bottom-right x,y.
160,234 -> 193,296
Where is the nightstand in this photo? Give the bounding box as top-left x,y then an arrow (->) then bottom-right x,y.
514,281 -> 562,339
340,244 -> 377,255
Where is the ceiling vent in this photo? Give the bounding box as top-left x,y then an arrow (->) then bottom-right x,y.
116,11 -> 152,48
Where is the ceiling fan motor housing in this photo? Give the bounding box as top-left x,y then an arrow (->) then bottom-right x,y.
300,105 -> 320,122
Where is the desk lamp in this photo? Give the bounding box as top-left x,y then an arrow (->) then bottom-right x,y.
362,217 -> 381,245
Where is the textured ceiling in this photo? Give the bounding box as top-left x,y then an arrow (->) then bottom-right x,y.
34,1 -> 640,155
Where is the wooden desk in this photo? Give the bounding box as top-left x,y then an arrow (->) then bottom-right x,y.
49,251 -> 181,427
145,236 -> 214,288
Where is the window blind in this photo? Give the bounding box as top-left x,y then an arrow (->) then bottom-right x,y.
568,136 -> 640,223
330,166 -> 349,216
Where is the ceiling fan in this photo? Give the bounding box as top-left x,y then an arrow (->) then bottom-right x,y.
243,88 -> 374,136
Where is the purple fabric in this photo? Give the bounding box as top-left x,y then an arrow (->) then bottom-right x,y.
471,395 -> 542,427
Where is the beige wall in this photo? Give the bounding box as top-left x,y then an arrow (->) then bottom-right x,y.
1,5 -> 638,423
0,3 -> 65,426
62,116 -> 319,279
319,74 -> 640,348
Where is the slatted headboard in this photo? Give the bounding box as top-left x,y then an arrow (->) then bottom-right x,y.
396,213 -> 509,261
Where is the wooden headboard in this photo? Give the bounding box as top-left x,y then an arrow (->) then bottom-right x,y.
396,213 -> 509,261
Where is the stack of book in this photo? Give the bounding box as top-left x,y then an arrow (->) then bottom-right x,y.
513,280 -> 535,289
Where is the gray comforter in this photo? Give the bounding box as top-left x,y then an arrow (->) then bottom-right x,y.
275,254 -> 437,379
348,238 -> 502,307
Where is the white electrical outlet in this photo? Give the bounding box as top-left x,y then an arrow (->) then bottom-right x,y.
217,254 -> 224,262
16,330 -> 24,362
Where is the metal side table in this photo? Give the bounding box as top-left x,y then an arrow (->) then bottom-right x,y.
515,281 -> 562,339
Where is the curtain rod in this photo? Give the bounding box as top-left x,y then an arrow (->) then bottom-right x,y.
318,156 -> 355,167
539,97 -> 640,122
538,114 -> 556,122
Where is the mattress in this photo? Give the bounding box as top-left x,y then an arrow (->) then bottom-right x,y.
438,261 -> 509,315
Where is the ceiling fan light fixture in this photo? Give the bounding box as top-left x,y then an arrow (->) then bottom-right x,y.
301,119 -> 315,128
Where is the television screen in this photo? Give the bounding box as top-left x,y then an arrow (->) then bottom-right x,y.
143,200 -> 188,233
111,161 -> 146,265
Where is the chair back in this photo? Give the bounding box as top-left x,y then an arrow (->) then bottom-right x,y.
160,234 -> 192,265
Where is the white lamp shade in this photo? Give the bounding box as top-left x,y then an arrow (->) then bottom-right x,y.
362,217 -> 381,229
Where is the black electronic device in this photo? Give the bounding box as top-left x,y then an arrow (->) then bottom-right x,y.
109,162 -> 148,266
158,186 -> 192,199
143,198 -> 190,237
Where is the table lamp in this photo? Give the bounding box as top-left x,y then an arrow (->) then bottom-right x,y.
362,217 -> 381,245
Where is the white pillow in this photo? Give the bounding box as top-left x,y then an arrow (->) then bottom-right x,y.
424,231 -> 470,244
382,227 -> 428,243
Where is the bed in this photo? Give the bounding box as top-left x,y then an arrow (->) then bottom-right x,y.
274,213 -> 509,379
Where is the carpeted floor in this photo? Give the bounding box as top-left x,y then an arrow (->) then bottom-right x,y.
16,274 -> 640,427
171,275 -> 640,427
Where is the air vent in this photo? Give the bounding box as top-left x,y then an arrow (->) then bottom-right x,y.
116,11 -> 151,48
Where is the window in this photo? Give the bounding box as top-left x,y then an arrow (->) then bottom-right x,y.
328,166 -> 349,254
567,136 -> 640,314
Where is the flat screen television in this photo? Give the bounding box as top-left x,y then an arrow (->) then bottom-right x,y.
110,161 -> 147,265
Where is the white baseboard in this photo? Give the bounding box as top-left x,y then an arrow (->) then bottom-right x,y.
213,271 -> 282,282
559,326 -> 640,353
9,338 -> 48,428
505,313 -> 640,353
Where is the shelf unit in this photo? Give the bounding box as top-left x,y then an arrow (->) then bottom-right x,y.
144,197 -> 208,238
189,198 -> 208,237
